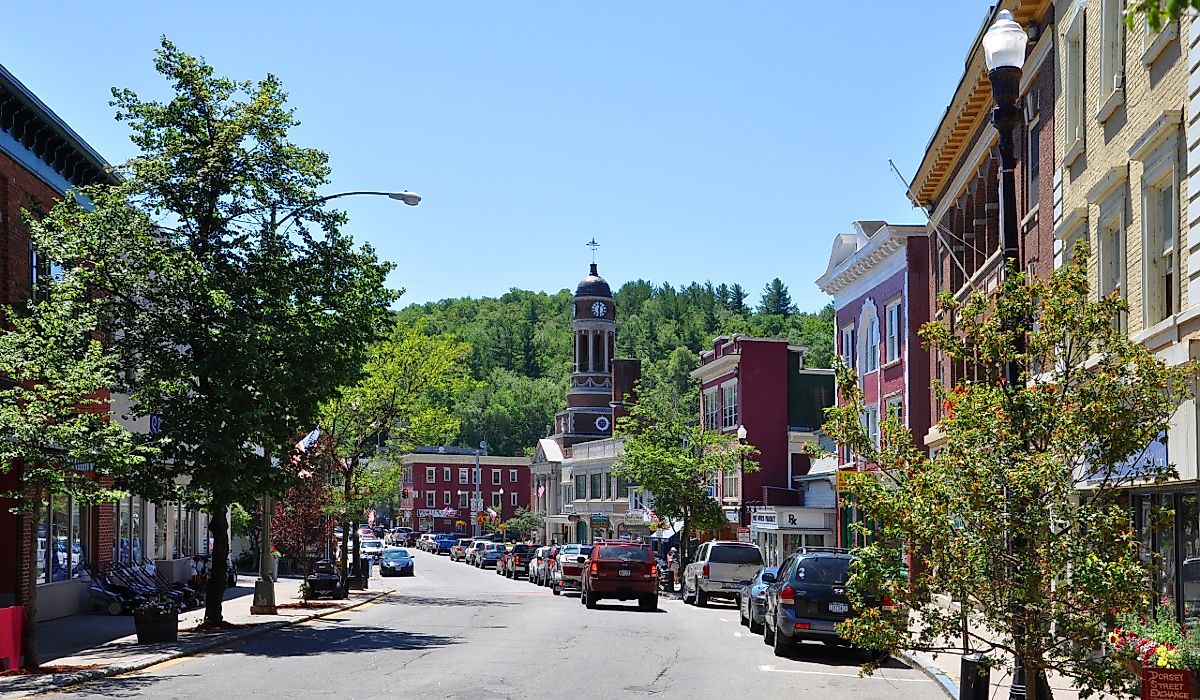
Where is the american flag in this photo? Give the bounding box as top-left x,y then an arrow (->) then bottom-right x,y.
292,427 -> 321,477
441,507 -> 457,518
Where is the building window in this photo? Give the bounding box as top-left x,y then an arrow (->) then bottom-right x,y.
459,492 -> 468,508
1064,8 -> 1086,163
1099,210 -> 1128,333
884,300 -> 901,363
723,469 -> 739,502
509,469 -> 518,483
492,469 -> 501,485
426,492 -> 436,507
1146,177 -> 1179,325
441,491 -> 450,506
864,316 -> 880,373
721,381 -> 738,428
1026,119 -> 1042,211
425,467 -> 436,483
884,395 -> 904,431
703,388 -> 719,430
864,406 -> 880,449
510,492 -> 518,506
458,468 -> 469,484
841,326 -> 855,367
590,473 -> 603,501
442,467 -> 451,482
1098,0 -> 1124,112
35,493 -> 89,584
575,474 -> 587,500
492,492 -> 502,508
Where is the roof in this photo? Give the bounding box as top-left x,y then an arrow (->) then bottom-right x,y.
537,438 -> 565,463
815,221 -> 926,296
575,263 -> 612,298
907,0 -> 1052,207
0,62 -> 116,192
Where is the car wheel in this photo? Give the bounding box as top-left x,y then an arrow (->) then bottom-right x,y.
773,626 -> 791,657
695,588 -> 708,607
682,581 -> 694,605
763,617 -> 776,645
739,601 -> 749,627
552,580 -> 561,595
585,592 -> 597,609
639,596 -> 657,611
749,616 -> 764,634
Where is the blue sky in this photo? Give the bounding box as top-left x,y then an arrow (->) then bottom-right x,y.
5,2 -> 992,311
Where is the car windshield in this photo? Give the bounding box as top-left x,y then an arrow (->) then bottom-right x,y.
597,546 -> 651,562
796,557 -> 851,585
512,544 -> 532,553
383,549 -> 409,560
362,539 -> 381,547
709,545 -> 763,565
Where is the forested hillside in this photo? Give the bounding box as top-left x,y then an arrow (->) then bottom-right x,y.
397,279 -> 833,456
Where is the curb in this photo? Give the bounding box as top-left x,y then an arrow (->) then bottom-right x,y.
5,589 -> 390,699
896,651 -> 959,700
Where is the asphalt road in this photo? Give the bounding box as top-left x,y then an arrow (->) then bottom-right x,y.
42,549 -> 945,699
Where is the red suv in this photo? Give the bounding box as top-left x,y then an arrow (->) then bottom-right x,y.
581,541 -> 658,611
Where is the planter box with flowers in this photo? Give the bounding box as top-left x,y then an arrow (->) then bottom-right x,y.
132,596 -> 182,644
1109,604 -> 1200,698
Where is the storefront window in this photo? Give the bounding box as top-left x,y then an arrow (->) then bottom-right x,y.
590,473 -> 602,501
35,496 -> 48,584
33,493 -> 89,585
154,503 -> 169,560
50,493 -> 70,581
1159,494 -> 1177,612
1179,494 -> 1200,623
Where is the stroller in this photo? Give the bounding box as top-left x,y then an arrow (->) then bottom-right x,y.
80,560 -> 145,615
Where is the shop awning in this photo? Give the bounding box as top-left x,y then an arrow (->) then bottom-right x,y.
649,519 -> 684,539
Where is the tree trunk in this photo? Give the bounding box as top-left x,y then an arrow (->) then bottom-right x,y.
204,500 -> 231,626
19,486 -> 40,669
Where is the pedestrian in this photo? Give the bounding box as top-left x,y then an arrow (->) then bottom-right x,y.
666,547 -> 679,592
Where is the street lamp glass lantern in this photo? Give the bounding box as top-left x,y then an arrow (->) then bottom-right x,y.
387,190 -> 422,206
737,424 -> 748,441
982,10 -> 1028,70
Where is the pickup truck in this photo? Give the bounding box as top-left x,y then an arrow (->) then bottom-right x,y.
499,543 -> 537,579
433,535 -> 457,555
550,543 -> 593,595
682,540 -> 764,607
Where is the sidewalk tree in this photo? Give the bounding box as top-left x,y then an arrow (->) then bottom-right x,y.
271,450 -> 334,601
0,264 -> 148,669
614,378 -> 758,573
321,320 -> 473,573
1129,1 -> 1198,31
26,40 -> 396,628
819,248 -> 1198,697
504,508 -> 543,540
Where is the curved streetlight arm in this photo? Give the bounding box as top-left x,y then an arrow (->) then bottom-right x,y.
274,190 -> 421,230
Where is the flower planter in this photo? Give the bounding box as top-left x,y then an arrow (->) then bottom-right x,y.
133,611 -> 179,644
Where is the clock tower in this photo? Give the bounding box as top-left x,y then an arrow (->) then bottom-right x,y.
555,262 -> 616,445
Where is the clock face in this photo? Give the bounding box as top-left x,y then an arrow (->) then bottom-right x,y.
591,301 -> 607,317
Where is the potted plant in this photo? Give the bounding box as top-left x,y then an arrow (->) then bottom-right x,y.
132,595 -> 181,644
1109,602 -> 1200,697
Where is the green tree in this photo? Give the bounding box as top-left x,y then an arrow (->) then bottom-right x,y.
1128,0 -> 1196,31
0,264 -> 147,668
27,40 -> 396,627
504,508 -> 544,540
758,278 -> 794,316
818,250 -> 1198,697
613,378 -> 758,574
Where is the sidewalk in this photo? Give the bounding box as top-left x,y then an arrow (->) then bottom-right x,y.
1,574 -> 388,699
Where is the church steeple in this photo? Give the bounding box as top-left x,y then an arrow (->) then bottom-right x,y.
553,261 -> 616,444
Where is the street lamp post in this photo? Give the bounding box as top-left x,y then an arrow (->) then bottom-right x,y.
982,11 -> 1046,700
474,441 -> 488,538
737,425 -> 748,528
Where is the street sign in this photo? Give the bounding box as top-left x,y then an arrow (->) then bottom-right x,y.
476,513 -> 485,524
737,527 -> 751,543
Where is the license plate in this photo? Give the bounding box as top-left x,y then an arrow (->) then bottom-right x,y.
618,569 -> 631,577
828,602 -> 849,613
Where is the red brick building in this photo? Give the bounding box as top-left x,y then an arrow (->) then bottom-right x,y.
398,450 -> 531,534
691,336 -> 834,542
0,61 -> 116,659
816,221 -> 931,547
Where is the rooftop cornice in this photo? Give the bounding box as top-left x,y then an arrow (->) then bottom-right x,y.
816,226 -> 920,295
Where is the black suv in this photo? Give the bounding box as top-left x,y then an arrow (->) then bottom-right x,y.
761,549 -> 891,658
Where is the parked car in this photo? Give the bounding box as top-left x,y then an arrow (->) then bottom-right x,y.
580,541 -> 658,611
450,539 -> 473,562
477,542 -> 505,568
682,540 -> 764,606
417,534 -> 436,551
360,537 -> 385,560
499,543 -> 536,579
466,541 -> 489,566
379,548 -> 415,577
434,534 -> 457,555
550,543 -> 593,595
738,566 -> 778,634
762,549 -> 894,658
529,546 -> 554,586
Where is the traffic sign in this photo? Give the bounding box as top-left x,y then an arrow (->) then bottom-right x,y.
737,527 -> 750,543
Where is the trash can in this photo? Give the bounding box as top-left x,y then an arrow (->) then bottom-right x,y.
961,654 -> 989,700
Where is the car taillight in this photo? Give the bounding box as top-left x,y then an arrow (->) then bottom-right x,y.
515,556 -> 521,565
590,561 -> 598,574
650,564 -> 657,576
882,595 -> 896,612
779,585 -> 795,605
701,564 -> 709,579
794,622 -> 811,630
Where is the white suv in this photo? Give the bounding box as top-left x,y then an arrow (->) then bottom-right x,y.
683,541 -> 764,606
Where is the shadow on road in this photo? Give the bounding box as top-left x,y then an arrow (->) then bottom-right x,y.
589,603 -> 667,614
8,672 -> 179,699
220,622 -> 461,659
378,595 -> 516,608
775,642 -> 910,670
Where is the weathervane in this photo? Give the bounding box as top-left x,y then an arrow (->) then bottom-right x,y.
587,238 -> 600,263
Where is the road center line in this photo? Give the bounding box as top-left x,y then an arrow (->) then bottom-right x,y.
758,664 -> 931,682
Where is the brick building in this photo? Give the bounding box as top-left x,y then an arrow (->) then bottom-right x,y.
815,221 -> 931,547
691,335 -> 835,555
398,450 -> 531,534
907,0 -> 1056,452
0,62 -> 116,657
